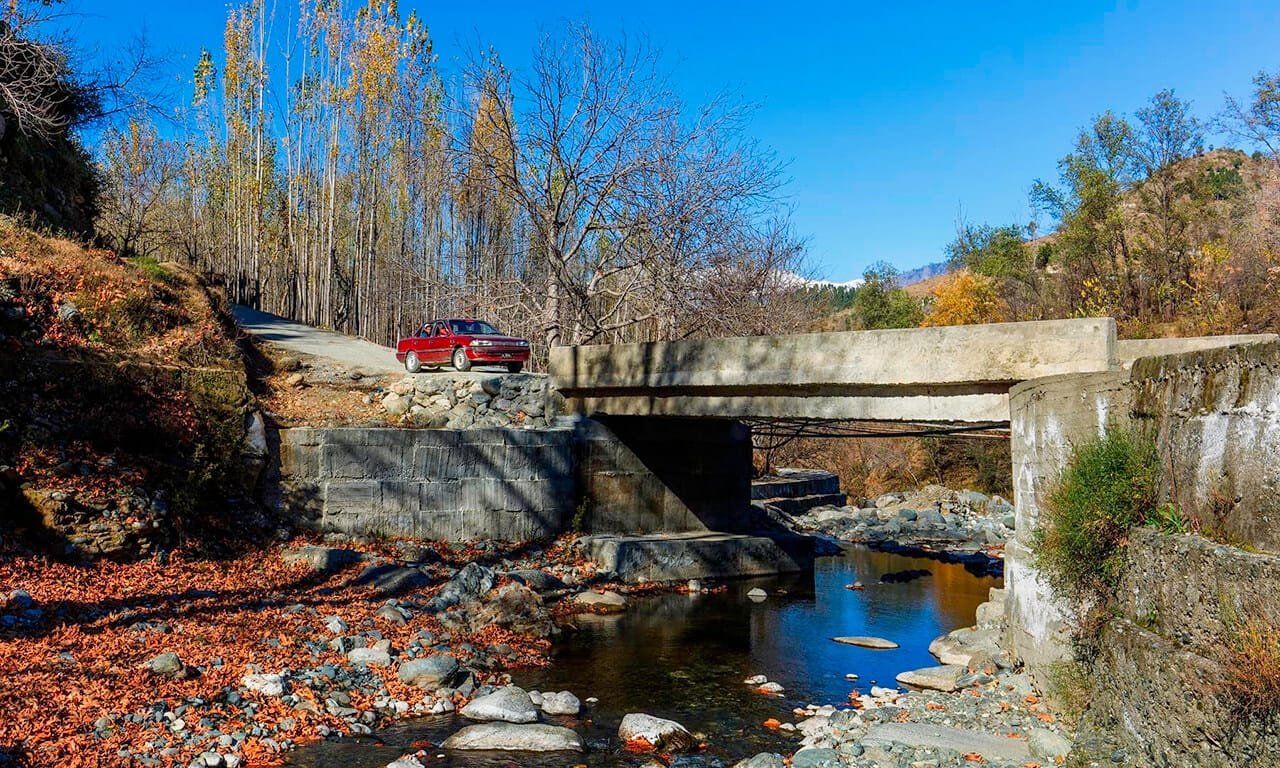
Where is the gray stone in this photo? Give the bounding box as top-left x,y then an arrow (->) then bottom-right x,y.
539,691 -> 581,716
437,562 -> 496,608
831,636 -> 899,649
398,655 -> 459,688
895,664 -> 966,692
281,546 -> 366,572
572,590 -> 627,612
1028,728 -> 1073,760
382,392 -> 410,416
459,686 -> 540,724
734,754 -> 786,768
241,673 -> 286,697
791,748 -> 841,768
148,653 -> 183,676
442,723 -> 583,752
507,569 -> 567,592
347,647 -> 392,666
355,564 -> 431,596
863,722 -> 1031,762
618,713 -> 696,752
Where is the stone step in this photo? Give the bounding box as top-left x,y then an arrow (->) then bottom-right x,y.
751,468 -> 841,500
757,493 -> 849,515
863,722 -> 1031,763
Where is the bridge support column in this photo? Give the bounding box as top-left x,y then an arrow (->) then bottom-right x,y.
575,416 -> 752,534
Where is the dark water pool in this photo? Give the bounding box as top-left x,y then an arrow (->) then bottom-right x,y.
287,545 -> 1000,767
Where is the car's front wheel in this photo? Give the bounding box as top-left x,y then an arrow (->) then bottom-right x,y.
452,347 -> 472,372
405,351 -> 422,373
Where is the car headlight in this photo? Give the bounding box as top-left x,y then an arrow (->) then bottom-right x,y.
471,339 -> 493,347
518,340 -> 529,347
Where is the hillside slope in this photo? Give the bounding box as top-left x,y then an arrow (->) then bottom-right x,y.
0,218 -> 261,559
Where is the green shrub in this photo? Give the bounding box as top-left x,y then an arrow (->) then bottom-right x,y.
1146,502 -> 1191,534
1032,427 -> 1159,601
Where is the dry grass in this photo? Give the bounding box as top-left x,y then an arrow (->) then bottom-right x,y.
1222,617 -> 1280,720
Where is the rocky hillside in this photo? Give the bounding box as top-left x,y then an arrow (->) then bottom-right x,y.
0,218 -> 260,559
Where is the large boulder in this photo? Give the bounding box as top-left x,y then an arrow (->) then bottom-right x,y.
434,563 -> 497,609
459,686 -> 540,724
618,713 -> 696,752
734,755 -> 786,768
442,723 -> 583,752
468,583 -> 554,638
281,545 -> 366,573
895,664 -> 966,692
572,590 -> 627,612
398,655 -> 459,688
354,563 -> 431,596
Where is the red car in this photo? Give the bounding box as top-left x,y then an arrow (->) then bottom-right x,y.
396,318 -> 531,373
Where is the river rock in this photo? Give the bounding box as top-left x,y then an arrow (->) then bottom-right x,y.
460,685 -> 540,723
435,562 -> 497,608
382,392 -> 410,416
831,636 -> 899,649
619,713 -> 696,752
469,583 -> 554,637
355,563 -> 430,596
539,691 -> 581,715
508,569 -> 567,592
572,590 -> 627,612
1028,727 -> 1074,760
746,588 -> 768,601
385,757 -> 425,768
442,723 -> 583,752
734,754 -> 786,768
281,545 -> 366,572
398,655 -> 459,688
148,652 -> 184,677
348,647 -> 393,666
791,748 -> 841,768
241,673 -> 286,697
895,664 -> 966,692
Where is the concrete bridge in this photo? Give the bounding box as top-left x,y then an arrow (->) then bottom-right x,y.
549,317 -> 1269,425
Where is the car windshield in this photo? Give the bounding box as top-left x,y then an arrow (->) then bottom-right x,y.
448,320 -> 502,336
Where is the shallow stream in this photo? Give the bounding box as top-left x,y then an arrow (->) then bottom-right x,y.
288,545 -> 1000,767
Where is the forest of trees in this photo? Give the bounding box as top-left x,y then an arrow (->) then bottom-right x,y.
75,1 -> 814,361
930,84 -> 1280,337
4,0 -> 1280,359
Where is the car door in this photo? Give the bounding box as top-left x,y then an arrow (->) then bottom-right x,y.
427,321 -> 451,364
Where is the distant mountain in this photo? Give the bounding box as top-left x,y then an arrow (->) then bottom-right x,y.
897,260 -> 951,286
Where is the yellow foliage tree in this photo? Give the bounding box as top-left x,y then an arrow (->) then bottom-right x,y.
921,271 -> 1010,327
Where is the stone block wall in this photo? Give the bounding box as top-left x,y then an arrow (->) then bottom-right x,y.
274,427 -> 574,541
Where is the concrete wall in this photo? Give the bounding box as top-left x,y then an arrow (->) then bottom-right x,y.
574,416 -> 753,535
1006,340 -> 1280,763
273,427 -> 574,541
271,417 -> 755,542
1072,529 -> 1280,766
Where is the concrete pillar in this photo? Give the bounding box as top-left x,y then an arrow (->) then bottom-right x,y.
575,416 -> 752,534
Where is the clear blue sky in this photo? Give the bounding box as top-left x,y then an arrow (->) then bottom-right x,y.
68,0 -> 1280,282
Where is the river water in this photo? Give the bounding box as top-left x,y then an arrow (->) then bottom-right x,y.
288,545 -> 1000,767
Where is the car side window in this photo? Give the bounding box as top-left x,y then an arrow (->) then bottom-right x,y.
435,322 -> 447,336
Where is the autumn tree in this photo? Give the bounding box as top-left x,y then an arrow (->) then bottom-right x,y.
95,119 -> 185,257
922,271 -> 1009,327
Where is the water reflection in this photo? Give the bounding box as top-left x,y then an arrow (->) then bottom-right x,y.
287,545 -> 1000,768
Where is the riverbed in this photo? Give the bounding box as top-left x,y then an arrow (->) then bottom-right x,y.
287,545 -> 1001,767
